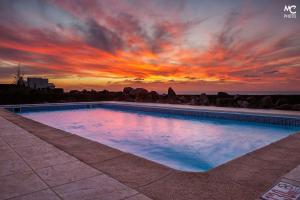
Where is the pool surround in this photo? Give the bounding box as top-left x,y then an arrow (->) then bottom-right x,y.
1,102 -> 300,200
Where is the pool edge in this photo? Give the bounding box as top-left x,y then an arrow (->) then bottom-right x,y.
2,101 -> 300,127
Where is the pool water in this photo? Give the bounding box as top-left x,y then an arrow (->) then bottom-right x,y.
20,107 -> 299,172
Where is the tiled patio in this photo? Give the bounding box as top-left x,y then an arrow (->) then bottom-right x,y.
0,115 -> 151,200
0,105 -> 300,200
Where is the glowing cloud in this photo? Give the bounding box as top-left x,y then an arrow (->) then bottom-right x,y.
0,0 -> 299,93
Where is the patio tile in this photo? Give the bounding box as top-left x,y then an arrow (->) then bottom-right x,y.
274,135 -> 300,153
137,171 -> 212,200
21,150 -> 77,170
15,142 -> 59,159
284,165 -> 300,182
10,189 -> 60,200
92,154 -> 173,188
31,129 -> 72,141
14,141 -> 77,169
1,133 -> 43,148
0,171 -> 48,200
65,142 -> 124,164
0,126 -> 29,138
248,145 -> 300,168
138,171 -> 260,200
291,132 -> 300,140
0,138 -> 9,148
209,160 -> 287,192
0,157 -> 31,177
36,160 -> 101,187
48,134 -> 93,149
53,174 -> 137,200
125,194 -> 152,200
0,148 -> 19,162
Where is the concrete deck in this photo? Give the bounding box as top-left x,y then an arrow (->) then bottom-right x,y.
0,106 -> 300,200
0,113 -> 151,200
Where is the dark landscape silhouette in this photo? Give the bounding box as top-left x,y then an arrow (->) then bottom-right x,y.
1,82 -> 300,111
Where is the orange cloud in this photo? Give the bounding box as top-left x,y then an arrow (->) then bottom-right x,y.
0,0 -> 299,93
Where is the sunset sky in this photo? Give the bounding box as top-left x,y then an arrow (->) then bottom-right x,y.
0,0 -> 299,93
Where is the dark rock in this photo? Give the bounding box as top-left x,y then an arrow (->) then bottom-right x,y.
130,88 -> 148,102
178,96 -> 189,103
199,93 -> 209,105
246,96 -> 256,102
189,97 -> 199,105
145,91 -> 160,102
275,98 -> 289,106
217,92 -> 230,98
292,104 -> 300,111
112,92 -> 124,101
276,104 -> 292,110
216,98 -> 234,107
123,87 -> 133,94
167,87 -> 177,99
129,88 -> 148,96
166,87 -> 177,103
259,96 -> 273,108
237,100 -> 249,108
245,96 -> 257,107
233,94 -> 241,101
99,90 -> 109,96
69,90 -> 80,95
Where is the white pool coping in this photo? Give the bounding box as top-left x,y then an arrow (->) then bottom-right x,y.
1,101 -> 300,118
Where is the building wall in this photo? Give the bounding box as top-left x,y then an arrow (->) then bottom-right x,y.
27,78 -> 49,89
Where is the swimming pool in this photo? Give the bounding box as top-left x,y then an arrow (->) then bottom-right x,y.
19,104 -> 300,172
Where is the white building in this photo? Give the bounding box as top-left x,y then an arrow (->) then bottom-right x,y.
27,78 -> 55,89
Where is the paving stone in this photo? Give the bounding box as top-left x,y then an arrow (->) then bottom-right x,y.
137,171 -> 212,200
291,132 -> 300,140
21,150 -> 77,170
2,134 -> 44,148
0,171 -> 48,200
65,142 -> 124,164
204,180 -> 261,200
0,138 -> 9,148
10,189 -> 61,200
0,157 -> 31,177
92,154 -> 173,188
14,142 -> 60,159
227,154 -> 290,171
91,190 -> 139,200
31,128 -> 72,141
48,134 -> 93,149
0,126 -> 29,138
36,160 -> 101,187
14,141 -> 77,169
138,171 -> 261,200
209,160 -> 287,192
125,194 -> 152,200
0,148 -> 19,162
248,145 -> 300,168
274,135 -> 300,153
21,125 -> 61,135
284,165 -> 300,182
53,174 -> 138,200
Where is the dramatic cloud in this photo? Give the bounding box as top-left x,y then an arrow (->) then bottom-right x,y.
0,0 -> 299,93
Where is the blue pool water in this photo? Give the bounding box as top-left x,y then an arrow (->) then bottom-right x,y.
20,107 -> 299,172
